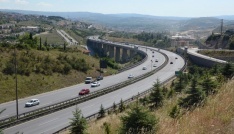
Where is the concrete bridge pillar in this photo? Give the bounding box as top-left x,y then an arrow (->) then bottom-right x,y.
102,44 -> 108,56
109,45 -> 115,58
130,49 -> 136,58
115,47 -> 121,62
122,48 -> 128,62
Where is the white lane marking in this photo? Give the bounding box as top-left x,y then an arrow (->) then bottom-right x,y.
38,118 -> 58,126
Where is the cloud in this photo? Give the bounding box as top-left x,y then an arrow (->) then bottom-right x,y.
15,0 -> 28,5
0,0 -> 10,2
37,2 -> 52,7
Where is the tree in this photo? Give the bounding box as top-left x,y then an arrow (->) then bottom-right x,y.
169,105 -> 180,119
39,37 -> 42,50
99,104 -> 105,118
119,99 -> 125,112
113,102 -> 117,113
102,122 -> 111,134
201,75 -> 218,95
179,78 -> 206,109
64,42 -> 66,51
70,108 -> 87,134
120,105 -> 158,134
149,80 -> 164,108
222,63 -> 234,78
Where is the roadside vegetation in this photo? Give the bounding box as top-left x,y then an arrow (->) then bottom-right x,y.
105,31 -> 171,49
68,61 -> 234,134
0,33 -> 119,103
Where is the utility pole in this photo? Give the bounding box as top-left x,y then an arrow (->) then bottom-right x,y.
221,19 -> 223,36
14,47 -> 19,119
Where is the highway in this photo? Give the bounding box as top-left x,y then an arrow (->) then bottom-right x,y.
3,47 -> 185,134
56,30 -> 78,46
0,44 -> 165,120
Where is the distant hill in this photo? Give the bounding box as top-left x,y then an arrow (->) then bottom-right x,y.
1,9 -> 234,32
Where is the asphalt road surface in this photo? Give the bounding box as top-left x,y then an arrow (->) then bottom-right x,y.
0,44 -> 165,120
3,47 -> 185,134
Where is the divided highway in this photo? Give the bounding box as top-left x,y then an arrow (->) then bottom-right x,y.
3,45 -> 185,134
0,44 -> 164,120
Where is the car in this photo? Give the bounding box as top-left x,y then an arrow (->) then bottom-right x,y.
91,81 -> 101,87
79,89 -> 90,95
152,55 -> 154,57
96,75 -> 103,81
25,99 -> 40,107
152,51 -> 154,53
175,57 -> 178,59
128,74 -> 134,78
85,77 -> 92,84
153,64 -> 157,67
155,59 -> 158,62
142,66 -> 147,70
170,62 -> 173,64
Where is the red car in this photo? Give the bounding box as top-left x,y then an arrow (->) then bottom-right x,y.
79,89 -> 90,95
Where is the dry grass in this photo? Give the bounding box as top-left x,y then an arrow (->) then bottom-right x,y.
67,80 -> 234,134
158,80 -> 234,134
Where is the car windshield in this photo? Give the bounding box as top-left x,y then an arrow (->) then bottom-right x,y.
28,100 -> 34,103
86,78 -> 92,80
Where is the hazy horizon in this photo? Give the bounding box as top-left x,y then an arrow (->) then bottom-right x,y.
0,0 -> 234,17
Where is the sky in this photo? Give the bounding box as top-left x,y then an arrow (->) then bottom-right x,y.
0,0 -> 233,17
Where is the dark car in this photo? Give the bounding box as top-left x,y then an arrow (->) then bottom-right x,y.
79,89 -> 90,95
170,62 -> 173,64
175,57 -> 178,59
96,75 -> 103,81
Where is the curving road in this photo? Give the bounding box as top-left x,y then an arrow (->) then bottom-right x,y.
0,43 -> 164,120
3,46 -> 185,134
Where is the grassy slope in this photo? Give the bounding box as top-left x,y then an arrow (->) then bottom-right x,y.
36,29 -> 65,46
83,80 -> 234,134
0,48 -> 117,103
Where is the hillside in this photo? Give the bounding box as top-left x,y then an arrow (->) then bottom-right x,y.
1,9 -> 234,33
205,29 -> 234,49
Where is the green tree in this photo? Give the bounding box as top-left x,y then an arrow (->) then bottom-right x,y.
169,105 -> 180,119
179,78 -> 206,109
222,63 -> 234,78
149,80 -> 164,108
39,37 -> 42,50
120,105 -> 158,134
70,108 -> 87,134
113,102 -> 117,113
119,99 -> 125,112
64,42 -> 66,51
99,104 -> 105,118
201,75 -> 218,95
102,122 -> 111,134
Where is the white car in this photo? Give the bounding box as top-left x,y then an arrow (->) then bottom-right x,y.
91,81 -> 100,87
153,64 -> 157,67
142,66 -> 147,70
25,99 -> 40,107
128,74 -> 134,78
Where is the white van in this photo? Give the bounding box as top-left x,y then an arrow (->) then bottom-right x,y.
85,77 -> 92,84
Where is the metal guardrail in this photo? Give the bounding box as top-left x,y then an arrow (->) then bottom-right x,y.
0,49 -> 168,129
53,52 -> 187,134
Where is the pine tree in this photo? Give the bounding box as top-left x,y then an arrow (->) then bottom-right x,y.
179,78 -> 206,109
120,105 -> 158,134
39,37 -> 42,50
102,122 -> 111,134
99,104 -> 105,118
149,81 -> 164,108
113,102 -> 117,112
222,63 -> 234,78
201,75 -> 217,95
169,105 -> 180,119
119,99 -> 125,112
70,108 -> 87,134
